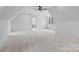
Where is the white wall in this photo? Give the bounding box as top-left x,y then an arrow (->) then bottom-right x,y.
56,21 -> 79,38
48,6 -> 79,21
0,21 -> 10,45
11,14 -> 32,32
0,6 -> 5,10
53,6 -> 79,38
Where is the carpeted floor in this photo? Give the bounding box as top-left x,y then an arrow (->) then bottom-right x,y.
0,31 -> 79,52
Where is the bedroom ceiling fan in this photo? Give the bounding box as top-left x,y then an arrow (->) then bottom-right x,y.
37,6 -> 47,11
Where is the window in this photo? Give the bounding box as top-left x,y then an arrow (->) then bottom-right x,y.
49,17 -> 53,24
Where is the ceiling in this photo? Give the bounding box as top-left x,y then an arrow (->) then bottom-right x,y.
48,6 -> 79,21
32,6 -> 79,21
0,6 -> 79,21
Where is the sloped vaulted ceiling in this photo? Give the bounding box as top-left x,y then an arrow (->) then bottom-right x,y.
0,6 -> 31,21
0,6 -> 79,22
48,6 -> 79,21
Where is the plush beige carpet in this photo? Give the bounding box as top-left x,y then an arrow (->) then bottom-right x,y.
0,31 -> 79,52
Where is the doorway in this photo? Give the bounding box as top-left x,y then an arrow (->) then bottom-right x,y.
32,18 -> 36,31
